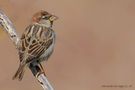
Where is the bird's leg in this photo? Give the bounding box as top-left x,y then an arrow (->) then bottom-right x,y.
29,61 -> 46,78
39,62 -> 46,76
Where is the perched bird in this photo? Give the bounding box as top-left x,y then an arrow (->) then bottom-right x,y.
12,10 -> 58,81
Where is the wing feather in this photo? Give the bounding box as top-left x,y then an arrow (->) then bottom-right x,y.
19,24 -> 53,63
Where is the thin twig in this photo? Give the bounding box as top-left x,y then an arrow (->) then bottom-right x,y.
0,10 -> 54,90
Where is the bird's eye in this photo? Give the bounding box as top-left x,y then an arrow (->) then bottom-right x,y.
42,16 -> 48,19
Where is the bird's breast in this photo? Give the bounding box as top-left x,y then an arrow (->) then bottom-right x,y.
40,32 -> 56,61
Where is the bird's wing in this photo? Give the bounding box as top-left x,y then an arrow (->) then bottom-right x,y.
19,24 -> 53,63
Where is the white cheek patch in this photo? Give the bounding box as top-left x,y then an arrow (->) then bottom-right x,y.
40,20 -> 51,27
45,20 -> 51,27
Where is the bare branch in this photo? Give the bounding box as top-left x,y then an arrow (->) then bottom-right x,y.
0,10 -> 20,47
38,74 -> 54,90
0,10 -> 54,90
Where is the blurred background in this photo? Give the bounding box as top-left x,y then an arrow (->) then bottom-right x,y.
0,0 -> 135,90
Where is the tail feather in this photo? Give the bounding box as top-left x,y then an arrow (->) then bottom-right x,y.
18,68 -> 25,81
12,62 -> 26,81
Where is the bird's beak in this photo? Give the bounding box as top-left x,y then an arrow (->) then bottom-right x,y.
50,15 -> 58,21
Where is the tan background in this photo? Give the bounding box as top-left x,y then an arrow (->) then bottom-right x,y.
0,0 -> 135,90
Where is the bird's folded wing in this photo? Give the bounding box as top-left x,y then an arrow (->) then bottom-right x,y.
19,25 -> 53,63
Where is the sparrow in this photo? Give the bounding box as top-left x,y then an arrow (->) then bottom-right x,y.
12,10 -> 58,81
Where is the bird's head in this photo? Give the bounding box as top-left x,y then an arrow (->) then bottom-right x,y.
32,10 -> 58,28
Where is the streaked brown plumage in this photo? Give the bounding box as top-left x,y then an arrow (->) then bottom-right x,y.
12,10 -> 58,81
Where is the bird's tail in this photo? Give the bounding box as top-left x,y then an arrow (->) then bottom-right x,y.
12,62 -> 26,81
